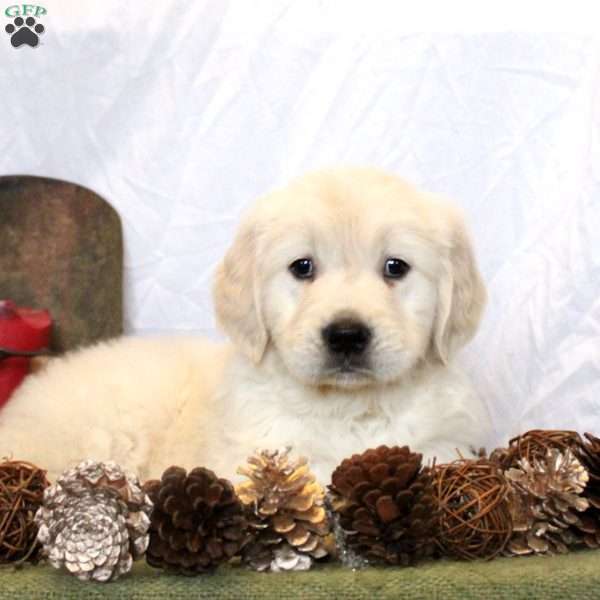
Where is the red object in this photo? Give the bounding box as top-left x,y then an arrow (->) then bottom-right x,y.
0,300 -> 51,408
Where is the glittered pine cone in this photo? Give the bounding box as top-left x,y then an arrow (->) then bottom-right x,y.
143,466 -> 248,575
236,448 -> 332,572
504,448 -> 590,555
34,460 -> 152,582
0,460 -> 49,564
329,445 -> 437,566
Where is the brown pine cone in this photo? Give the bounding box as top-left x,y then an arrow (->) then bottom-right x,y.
573,433 -> 600,548
236,448 -> 332,572
143,466 -> 248,575
329,445 -> 437,566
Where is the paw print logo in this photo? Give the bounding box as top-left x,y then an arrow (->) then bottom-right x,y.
5,16 -> 44,48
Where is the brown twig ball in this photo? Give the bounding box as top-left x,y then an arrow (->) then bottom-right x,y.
492,430 -> 583,470
434,459 -> 512,560
0,460 -> 49,565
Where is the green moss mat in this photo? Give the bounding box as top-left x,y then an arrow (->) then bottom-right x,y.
1,552 -> 600,599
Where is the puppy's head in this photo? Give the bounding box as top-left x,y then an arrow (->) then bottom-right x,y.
214,168 -> 486,389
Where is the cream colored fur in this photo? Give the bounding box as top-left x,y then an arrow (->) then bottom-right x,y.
0,168 -> 491,483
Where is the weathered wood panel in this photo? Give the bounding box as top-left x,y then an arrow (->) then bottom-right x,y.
0,176 -> 123,352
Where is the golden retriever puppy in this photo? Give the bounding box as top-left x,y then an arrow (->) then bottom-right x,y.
0,168 -> 490,482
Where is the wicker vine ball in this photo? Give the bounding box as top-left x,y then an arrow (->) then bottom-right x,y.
0,460 -> 49,564
490,430 -> 583,470
143,466 -> 248,575
433,459 -> 512,560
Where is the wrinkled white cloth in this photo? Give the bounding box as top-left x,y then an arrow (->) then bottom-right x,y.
1,2 -> 599,447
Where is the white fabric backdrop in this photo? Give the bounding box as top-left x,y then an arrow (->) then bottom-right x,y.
2,1 -> 600,447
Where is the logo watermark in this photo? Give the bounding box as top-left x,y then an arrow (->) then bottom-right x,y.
4,4 -> 46,47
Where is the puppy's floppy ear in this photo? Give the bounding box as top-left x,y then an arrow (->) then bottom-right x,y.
432,209 -> 486,364
213,219 -> 268,363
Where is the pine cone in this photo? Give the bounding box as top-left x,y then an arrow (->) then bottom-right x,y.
236,448 -> 331,572
144,466 -> 248,575
329,445 -> 437,566
573,432 -> 600,548
504,448 -> 589,555
34,460 -> 152,582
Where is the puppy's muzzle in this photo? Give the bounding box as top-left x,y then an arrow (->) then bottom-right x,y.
322,319 -> 372,358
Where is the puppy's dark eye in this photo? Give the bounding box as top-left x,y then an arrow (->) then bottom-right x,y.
289,258 -> 314,280
383,258 -> 411,279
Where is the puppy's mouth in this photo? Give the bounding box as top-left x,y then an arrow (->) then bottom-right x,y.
320,357 -> 374,386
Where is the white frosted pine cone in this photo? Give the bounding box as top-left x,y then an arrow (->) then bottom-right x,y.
505,448 -> 589,555
34,460 -> 152,582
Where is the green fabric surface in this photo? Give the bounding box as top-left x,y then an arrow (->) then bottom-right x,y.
1,553 -> 600,599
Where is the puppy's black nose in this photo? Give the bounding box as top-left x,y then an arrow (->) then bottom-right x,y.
322,320 -> 372,355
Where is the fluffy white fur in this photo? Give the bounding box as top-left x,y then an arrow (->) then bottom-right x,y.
0,168 -> 491,483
